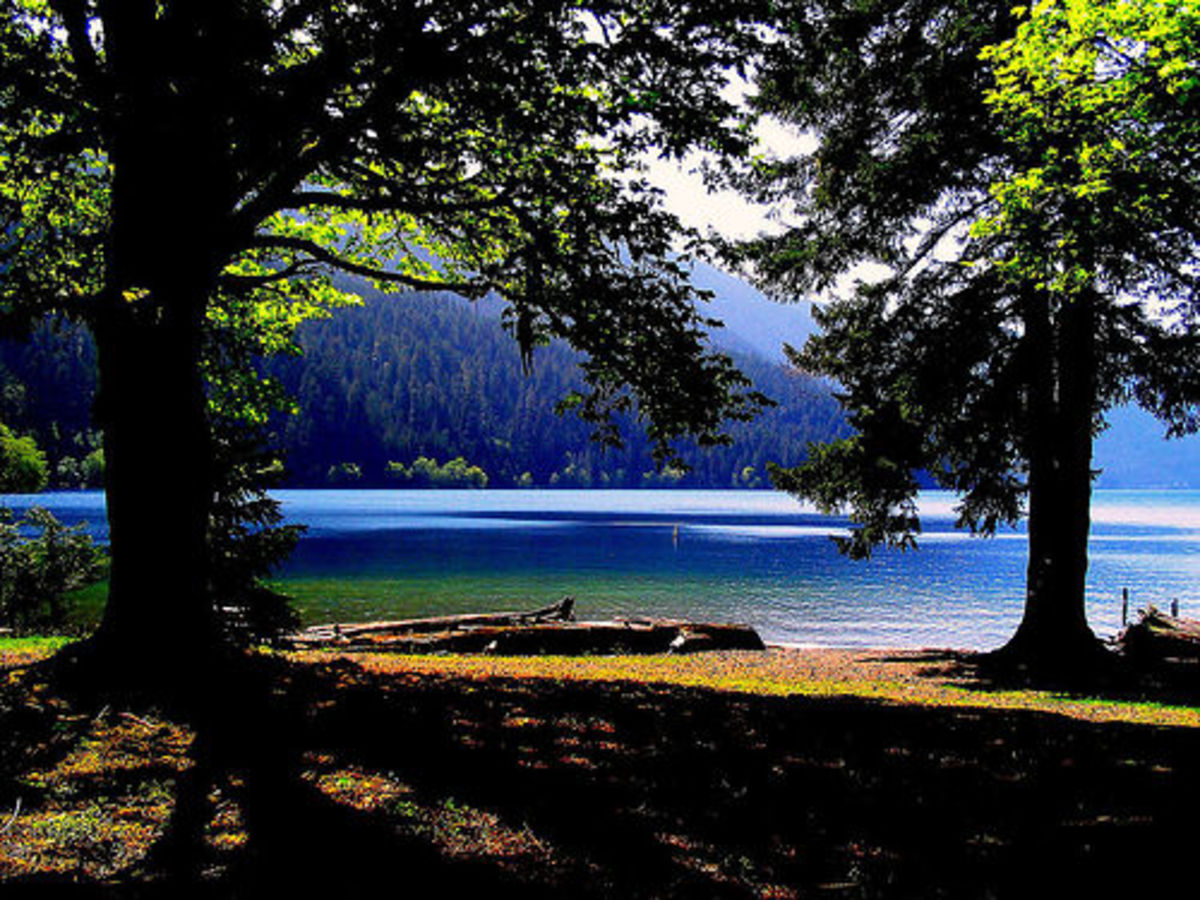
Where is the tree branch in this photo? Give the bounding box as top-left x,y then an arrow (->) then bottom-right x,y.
248,235 -> 492,297
280,189 -> 507,217
899,196 -> 990,278
216,260 -> 317,290
48,0 -> 107,102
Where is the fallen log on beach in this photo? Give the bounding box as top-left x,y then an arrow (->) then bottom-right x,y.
1116,606 -> 1200,663
287,598 -> 765,655
297,596 -> 576,642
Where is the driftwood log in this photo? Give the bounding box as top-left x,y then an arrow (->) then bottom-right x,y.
1116,606 -> 1200,663
287,597 -> 765,655
297,597 -> 577,641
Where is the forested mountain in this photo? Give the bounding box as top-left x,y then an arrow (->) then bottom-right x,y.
693,263 -> 817,361
2,268 -> 1196,490
1092,405 -> 1200,490
0,272 -> 846,489
0,321 -> 103,489
265,285 -> 844,487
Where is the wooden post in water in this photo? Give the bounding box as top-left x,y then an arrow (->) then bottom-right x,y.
1121,588 -> 1129,627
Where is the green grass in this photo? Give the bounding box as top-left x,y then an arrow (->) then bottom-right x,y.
65,580 -> 108,627
0,634 -> 73,654
327,650 -> 1200,729
0,581 -> 107,650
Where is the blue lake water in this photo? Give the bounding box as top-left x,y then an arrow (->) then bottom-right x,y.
4,489 -> 1198,650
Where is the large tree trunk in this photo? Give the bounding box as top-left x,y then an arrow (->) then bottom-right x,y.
82,4 -> 234,688
1000,289 -> 1102,667
90,309 -> 216,682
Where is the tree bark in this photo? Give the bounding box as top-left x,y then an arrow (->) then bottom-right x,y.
1000,288 -> 1101,665
90,311 -> 216,680
83,4 -> 233,687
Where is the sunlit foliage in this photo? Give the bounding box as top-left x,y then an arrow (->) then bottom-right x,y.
976,0 -> 1200,432
0,422 -> 45,493
734,0 -> 1200,660
1,1 -> 774,664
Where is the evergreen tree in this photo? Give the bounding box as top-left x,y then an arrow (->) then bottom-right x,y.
738,0 -> 1200,667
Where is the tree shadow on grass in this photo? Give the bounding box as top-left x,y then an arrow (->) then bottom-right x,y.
874,646 -> 1200,708
4,652 -> 1200,898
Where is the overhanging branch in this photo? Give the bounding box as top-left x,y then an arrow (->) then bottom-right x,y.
281,189 -> 507,216
216,260 -> 316,290
248,234 -> 492,297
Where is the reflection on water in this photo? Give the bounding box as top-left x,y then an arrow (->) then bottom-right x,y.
3,489 -> 1197,650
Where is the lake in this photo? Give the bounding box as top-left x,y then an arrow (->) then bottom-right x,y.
4,489 -> 1198,650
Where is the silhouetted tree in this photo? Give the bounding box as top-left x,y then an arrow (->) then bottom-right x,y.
737,0 -> 1200,666
1,1 -> 771,685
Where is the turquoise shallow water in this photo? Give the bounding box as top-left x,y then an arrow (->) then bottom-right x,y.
5,488 -> 1198,650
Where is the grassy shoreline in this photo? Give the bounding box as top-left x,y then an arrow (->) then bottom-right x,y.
4,637 -> 1200,895
5,636 -> 1199,728
293,646 -> 1200,728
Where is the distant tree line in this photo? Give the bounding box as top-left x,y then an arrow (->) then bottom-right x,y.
0,422 -> 48,493
0,320 -> 103,490
0,421 -> 106,634
0,289 -> 846,491
266,288 -> 845,487
385,457 -> 489,489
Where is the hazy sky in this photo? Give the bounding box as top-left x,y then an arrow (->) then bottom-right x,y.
646,112 -> 811,241
646,155 -> 776,241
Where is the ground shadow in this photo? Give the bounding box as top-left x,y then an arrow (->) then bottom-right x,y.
4,652 -> 1200,898
877,645 -> 1200,707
